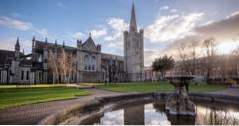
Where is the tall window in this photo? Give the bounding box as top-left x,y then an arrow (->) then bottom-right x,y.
21,71 -> 24,80
92,56 -> 96,70
26,71 -> 29,80
38,54 -> 43,62
84,55 -> 89,70
84,55 -> 97,71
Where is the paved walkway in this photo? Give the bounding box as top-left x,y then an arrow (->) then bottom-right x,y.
210,88 -> 239,97
0,88 -> 122,125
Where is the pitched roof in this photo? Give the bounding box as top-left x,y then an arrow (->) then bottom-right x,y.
82,36 -> 97,52
35,40 -> 77,51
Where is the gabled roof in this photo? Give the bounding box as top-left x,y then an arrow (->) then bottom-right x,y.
82,36 -> 97,52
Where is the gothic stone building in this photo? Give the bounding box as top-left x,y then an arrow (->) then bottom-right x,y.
0,3 -> 144,84
0,35 -> 125,84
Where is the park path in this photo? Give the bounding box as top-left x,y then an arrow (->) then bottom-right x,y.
210,88 -> 239,97
0,88 -> 123,125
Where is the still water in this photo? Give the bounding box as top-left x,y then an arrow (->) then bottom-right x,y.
80,100 -> 239,125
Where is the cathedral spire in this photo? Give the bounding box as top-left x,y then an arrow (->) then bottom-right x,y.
130,1 -> 137,32
15,37 -> 20,51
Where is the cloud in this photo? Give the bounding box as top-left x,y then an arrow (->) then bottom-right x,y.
163,10 -> 239,58
103,18 -> 128,51
90,29 -> 107,38
107,17 -> 128,32
194,11 -> 239,42
0,16 -> 32,31
144,49 -> 162,66
170,9 -> 178,13
34,28 -> 48,36
0,16 -> 49,38
72,32 -> 85,40
160,6 -> 170,11
145,13 -> 204,43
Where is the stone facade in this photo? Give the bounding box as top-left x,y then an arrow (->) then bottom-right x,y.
124,3 -> 144,81
0,3 -> 144,84
0,35 -> 125,84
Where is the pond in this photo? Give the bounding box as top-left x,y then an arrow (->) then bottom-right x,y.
78,99 -> 239,125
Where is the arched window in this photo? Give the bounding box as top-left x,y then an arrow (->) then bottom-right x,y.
92,56 -> 96,70
38,54 -> 43,62
84,55 -> 89,70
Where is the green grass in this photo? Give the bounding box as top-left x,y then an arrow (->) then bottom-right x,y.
0,84 -> 75,89
97,81 -> 228,93
0,86 -> 89,109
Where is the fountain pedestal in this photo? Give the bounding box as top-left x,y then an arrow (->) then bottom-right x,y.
165,76 -> 196,116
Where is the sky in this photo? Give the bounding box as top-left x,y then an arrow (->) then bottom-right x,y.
1,0 -> 239,66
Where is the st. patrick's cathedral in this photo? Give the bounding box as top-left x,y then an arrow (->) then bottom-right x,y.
0,3 -> 144,84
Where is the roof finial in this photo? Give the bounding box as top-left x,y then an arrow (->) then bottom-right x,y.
89,32 -> 92,37
32,36 -> 35,42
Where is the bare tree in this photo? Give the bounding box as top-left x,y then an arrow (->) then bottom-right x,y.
202,38 -> 217,83
48,50 -> 59,84
231,47 -> 239,77
189,41 -> 198,75
58,48 -> 76,84
177,44 -> 191,75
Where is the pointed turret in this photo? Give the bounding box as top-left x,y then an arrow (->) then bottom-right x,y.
15,37 -> 20,52
32,36 -> 35,48
32,36 -> 35,42
63,41 -> 65,47
130,1 -> 137,32
55,40 -> 57,45
15,37 -> 21,59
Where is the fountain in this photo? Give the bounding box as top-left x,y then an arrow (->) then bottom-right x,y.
165,76 -> 196,116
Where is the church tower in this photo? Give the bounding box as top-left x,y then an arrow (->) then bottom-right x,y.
15,37 -> 20,59
124,2 -> 144,81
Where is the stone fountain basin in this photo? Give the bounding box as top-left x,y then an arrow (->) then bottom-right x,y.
38,92 -> 239,125
165,76 -> 196,116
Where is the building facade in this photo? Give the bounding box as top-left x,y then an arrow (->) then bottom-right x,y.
0,35 -> 125,84
0,3 -> 144,84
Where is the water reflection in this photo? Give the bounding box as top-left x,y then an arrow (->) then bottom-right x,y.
145,103 -> 170,125
196,104 -> 239,125
124,104 -> 145,125
100,109 -> 124,125
82,101 -> 239,125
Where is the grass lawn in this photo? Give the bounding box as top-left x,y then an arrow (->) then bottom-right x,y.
0,86 -> 89,109
96,81 -> 228,93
